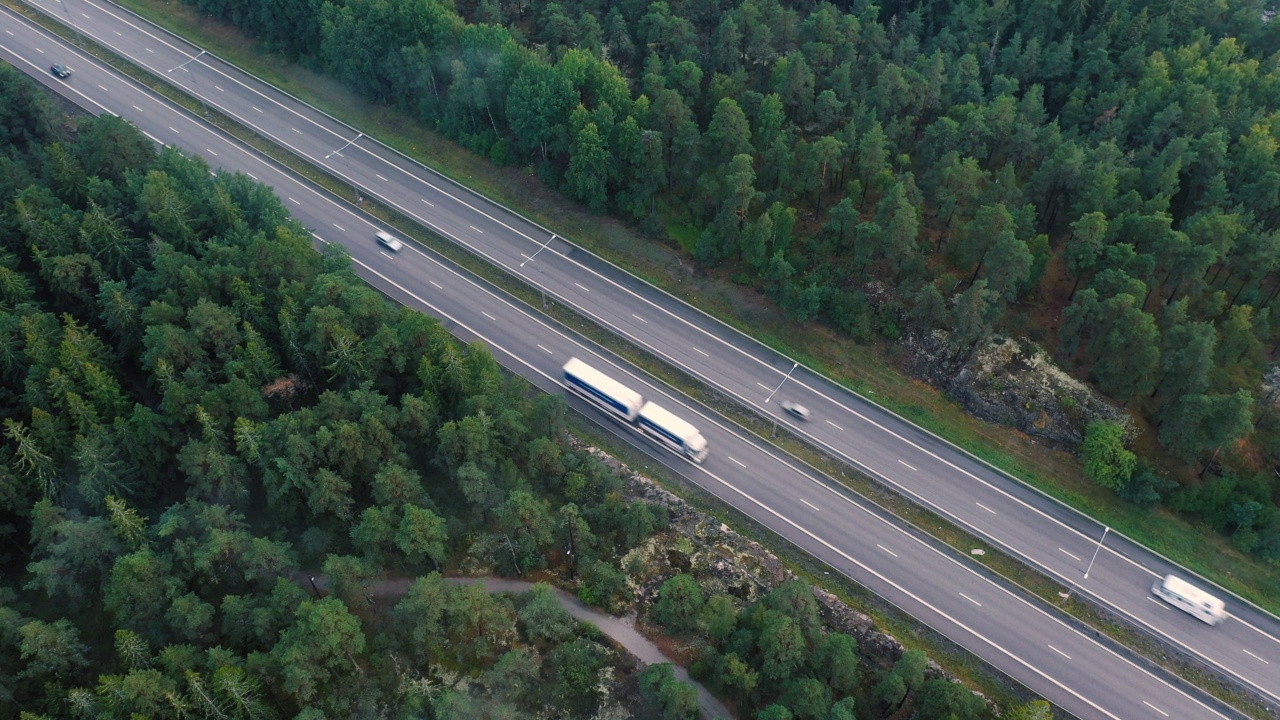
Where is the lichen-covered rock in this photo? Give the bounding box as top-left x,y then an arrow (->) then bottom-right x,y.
904,332 -> 1130,448
811,587 -> 903,663
576,443 -> 975,689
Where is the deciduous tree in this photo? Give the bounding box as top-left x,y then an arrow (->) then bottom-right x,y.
1083,422 -> 1137,491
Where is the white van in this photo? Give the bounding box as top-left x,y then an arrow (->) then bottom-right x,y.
1151,574 -> 1226,626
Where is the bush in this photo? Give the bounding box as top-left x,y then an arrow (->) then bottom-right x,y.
1082,421 -> 1136,491
823,289 -> 873,343
1118,464 -> 1176,506
577,559 -> 630,612
639,663 -> 699,720
652,574 -> 705,636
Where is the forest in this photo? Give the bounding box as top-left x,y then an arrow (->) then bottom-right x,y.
0,64 -> 1060,719
173,0 -> 1280,562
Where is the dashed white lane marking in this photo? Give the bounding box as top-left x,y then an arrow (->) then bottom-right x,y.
469,225 -> 483,233
35,46 -> 43,53
97,84 -> 108,92
205,148 -> 217,157
757,382 -> 770,390
826,419 -> 844,430
976,502 -> 996,514
375,173 -> 389,181
899,460 -> 917,471
214,85 -> 224,92
247,173 -> 258,181
727,456 -> 746,468
291,127 -> 302,134
132,105 -> 143,112
287,197 -> 300,205
1148,597 -> 1170,609
113,30 -> 121,36
537,345 -> 553,355
1142,700 -> 1168,717
429,281 -> 443,289
877,544 -> 897,557
421,198 -> 434,206
1243,649 -> 1270,664
379,251 -> 393,259
252,106 -> 262,113
4,30 -> 12,35
693,346 -> 709,357
574,282 -> 590,292
800,499 -> 820,512
80,12 -> 88,18
1049,645 -> 1072,660
481,311 -> 496,320
1059,548 -> 1082,562
960,593 -> 982,607
632,314 -> 647,323
145,47 -> 153,53
167,126 -> 179,133
333,224 -> 346,232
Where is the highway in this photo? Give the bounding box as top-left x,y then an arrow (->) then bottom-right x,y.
0,5 -> 1270,718
28,0 -> 1280,709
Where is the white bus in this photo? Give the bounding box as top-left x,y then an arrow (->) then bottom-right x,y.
562,358 -> 643,422
638,401 -> 709,464
561,358 -> 709,463
1151,574 -> 1226,626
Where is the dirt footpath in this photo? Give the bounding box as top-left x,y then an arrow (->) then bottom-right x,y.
298,572 -> 732,719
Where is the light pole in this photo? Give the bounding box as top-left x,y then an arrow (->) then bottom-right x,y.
764,361 -> 800,404
166,50 -> 208,116
520,234 -> 556,308
765,361 -> 799,437
325,133 -> 364,202
1083,526 -> 1109,580
55,0 -> 84,47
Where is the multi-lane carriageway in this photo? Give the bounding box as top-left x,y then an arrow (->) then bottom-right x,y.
3,1 -> 1278,717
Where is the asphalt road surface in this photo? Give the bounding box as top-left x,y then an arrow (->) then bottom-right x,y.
0,5 -> 1269,718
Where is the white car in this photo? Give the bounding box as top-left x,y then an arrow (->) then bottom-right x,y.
375,230 -> 403,252
781,401 -> 810,420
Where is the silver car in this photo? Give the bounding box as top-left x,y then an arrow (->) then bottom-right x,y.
375,230 -> 403,252
781,400 -> 810,420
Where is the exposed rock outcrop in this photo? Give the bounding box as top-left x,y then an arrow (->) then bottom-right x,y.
904,331 -> 1130,448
